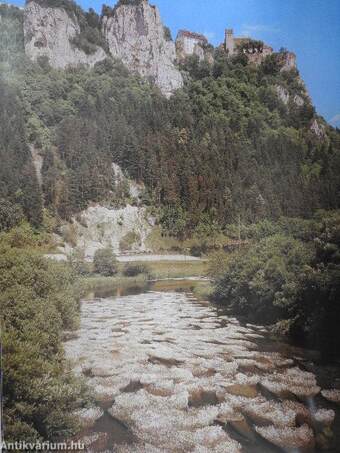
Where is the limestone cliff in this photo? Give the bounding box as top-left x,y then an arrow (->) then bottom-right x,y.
24,1 -> 106,69
22,1 -> 301,99
60,204 -> 154,259
102,0 -> 183,97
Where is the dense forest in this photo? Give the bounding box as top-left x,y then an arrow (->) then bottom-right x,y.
1,3 -> 339,235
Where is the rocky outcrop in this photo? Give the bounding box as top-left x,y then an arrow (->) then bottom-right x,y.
246,44 -> 273,66
276,85 -> 306,107
24,1 -> 106,69
22,1 -> 300,99
279,51 -> 297,72
29,145 -> 43,187
23,0 -> 182,96
276,85 -> 290,105
48,163 -> 153,260
310,119 -> 326,138
293,94 -> 304,107
102,0 -> 183,97
112,163 -> 144,200
60,204 -> 154,259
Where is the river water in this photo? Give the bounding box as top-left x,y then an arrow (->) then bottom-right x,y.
64,281 -> 340,452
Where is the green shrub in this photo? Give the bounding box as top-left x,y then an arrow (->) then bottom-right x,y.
117,0 -> 143,6
190,244 -> 207,257
68,248 -> 91,275
93,247 -> 118,276
123,263 -> 150,277
0,199 -> 24,231
214,234 -> 313,323
119,231 -> 141,251
213,212 -> 340,359
0,242 -> 88,441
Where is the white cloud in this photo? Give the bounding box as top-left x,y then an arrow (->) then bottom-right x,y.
240,24 -> 280,37
330,114 -> 340,127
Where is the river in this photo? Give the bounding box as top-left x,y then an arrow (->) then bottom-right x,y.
64,280 -> 340,452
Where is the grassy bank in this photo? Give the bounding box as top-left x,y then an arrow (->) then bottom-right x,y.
77,260 -> 210,299
79,259 -> 208,291
140,260 -> 209,280
79,273 -> 148,295
146,226 -> 237,256
192,281 -> 214,301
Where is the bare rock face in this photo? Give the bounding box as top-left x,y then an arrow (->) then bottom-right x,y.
246,44 -> 273,66
310,119 -> 326,138
276,86 -> 306,107
24,1 -> 106,69
279,51 -> 297,72
59,204 -> 154,259
29,145 -> 43,187
102,0 -> 183,97
276,85 -> 290,105
293,94 -> 305,106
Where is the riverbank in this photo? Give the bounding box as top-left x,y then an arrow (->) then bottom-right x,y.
78,258 -> 209,292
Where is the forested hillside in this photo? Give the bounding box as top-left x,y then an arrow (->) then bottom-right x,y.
1,3 -> 339,236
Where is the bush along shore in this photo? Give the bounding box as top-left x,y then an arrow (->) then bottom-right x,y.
211,211 -> 340,362
0,224 -> 91,442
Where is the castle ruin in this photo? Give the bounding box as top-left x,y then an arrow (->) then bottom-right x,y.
224,28 -> 273,59
175,26 -> 296,70
176,30 -> 208,61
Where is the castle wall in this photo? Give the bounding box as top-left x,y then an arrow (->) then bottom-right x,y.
179,36 -> 200,55
225,30 -> 235,55
176,31 -> 207,61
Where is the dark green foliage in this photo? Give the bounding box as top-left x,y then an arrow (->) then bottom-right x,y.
123,263 -> 150,277
101,4 -> 112,16
237,39 -> 264,54
214,212 -> 340,360
159,206 -> 190,239
26,0 -> 83,20
70,28 -> 105,55
0,229 -> 87,441
93,247 -> 118,276
260,53 -> 282,75
117,0 -> 144,6
68,248 -> 92,275
101,0 -> 143,17
291,211 -> 340,360
119,231 -> 141,251
71,7 -> 108,55
0,80 -> 43,227
0,4 -> 24,64
26,0 -> 107,55
214,234 -> 313,321
0,200 -> 24,231
163,26 -> 172,41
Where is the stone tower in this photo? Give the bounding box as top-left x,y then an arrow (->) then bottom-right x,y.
225,29 -> 235,55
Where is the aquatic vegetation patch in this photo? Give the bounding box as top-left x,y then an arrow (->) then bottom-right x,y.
65,291 -> 339,451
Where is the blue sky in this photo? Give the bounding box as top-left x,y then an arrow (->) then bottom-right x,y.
7,0 -> 340,126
